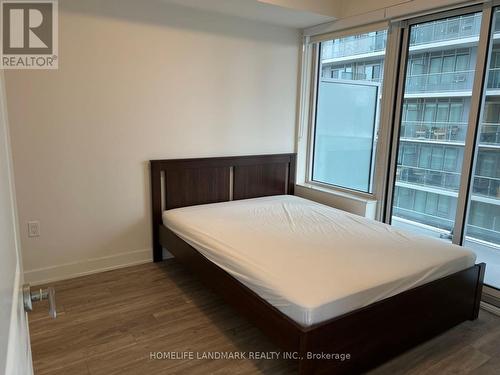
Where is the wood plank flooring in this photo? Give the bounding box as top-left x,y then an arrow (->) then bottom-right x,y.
29,260 -> 500,375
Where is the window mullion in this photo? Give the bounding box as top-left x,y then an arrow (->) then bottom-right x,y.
373,24 -> 404,221
384,26 -> 411,223
453,5 -> 493,245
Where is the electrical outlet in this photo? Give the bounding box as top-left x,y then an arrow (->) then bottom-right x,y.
27,221 -> 40,237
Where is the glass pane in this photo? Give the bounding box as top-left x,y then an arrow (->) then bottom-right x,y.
430,57 -> 441,73
411,57 -> 425,74
442,55 -> 455,72
392,12 -> 482,240
444,147 -> 459,171
312,30 -> 387,193
456,54 -> 469,71
431,147 -> 444,169
424,102 -> 436,121
419,145 -> 432,168
449,102 -> 463,122
464,9 -> 500,289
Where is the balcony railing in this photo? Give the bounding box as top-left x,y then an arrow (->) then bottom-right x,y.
479,123 -> 500,144
400,121 -> 500,145
409,13 -> 482,47
396,166 -> 500,199
400,121 -> 468,142
487,68 -> 500,89
472,175 -> 500,198
396,166 -> 461,191
405,70 -> 475,94
321,32 -> 387,60
333,71 -> 382,83
466,224 -> 500,247
392,207 -> 454,231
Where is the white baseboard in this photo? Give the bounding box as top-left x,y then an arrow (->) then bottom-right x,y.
481,301 -> 500,317
24,248 -> 152,286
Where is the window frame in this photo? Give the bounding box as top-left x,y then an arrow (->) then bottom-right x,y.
297,22 -> 399,207
384,4 -> 490,233
310,73 -> 381,194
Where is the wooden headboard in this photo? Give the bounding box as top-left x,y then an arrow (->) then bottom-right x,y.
150,153 -> 296,262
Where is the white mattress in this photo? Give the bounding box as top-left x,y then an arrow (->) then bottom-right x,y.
163,195 -> 476,326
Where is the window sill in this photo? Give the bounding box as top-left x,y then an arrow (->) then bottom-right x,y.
295,182 -> 378,219
299,182 -> 376,201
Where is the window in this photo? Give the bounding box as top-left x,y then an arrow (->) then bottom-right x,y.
414,191 -> 426,212
301,5 -> 500,297
438,195 -> 451,216
390,11 -> 482,242
463,9 -> 500,290
476,152 -> 496,177
402,144 -> 417,166
443,147 -> 459,171
431,147 -> 445,170
456,54 -> 469,71
419,146 -> 432,168
310,29 -> 388,193
449,102 -> 463,122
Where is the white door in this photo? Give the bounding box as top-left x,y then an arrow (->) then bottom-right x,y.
0,71 -> 34,375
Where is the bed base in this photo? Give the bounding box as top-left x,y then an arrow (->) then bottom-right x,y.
161,225 -> 485,374
150,154 -> 485,375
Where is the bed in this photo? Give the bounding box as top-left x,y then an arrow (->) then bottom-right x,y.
150,153 -> 485,375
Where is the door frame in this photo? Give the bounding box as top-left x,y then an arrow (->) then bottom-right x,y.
0,70 -> 34,374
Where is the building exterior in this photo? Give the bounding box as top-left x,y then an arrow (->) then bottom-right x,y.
318,12 -> 499,274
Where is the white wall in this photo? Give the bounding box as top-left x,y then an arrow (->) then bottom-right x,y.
342,0 -> 472,19
259,0 -> 341,17
5,0 -> 300,284
340,0 -> 416,18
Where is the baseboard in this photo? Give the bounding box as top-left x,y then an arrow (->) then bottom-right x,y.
480,301 -> 500,317
24,248 -> 152,286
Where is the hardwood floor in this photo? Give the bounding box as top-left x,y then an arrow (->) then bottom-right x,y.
29,260 -> 500,375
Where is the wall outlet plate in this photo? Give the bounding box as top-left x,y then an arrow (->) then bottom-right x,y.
27,221 -> 40,237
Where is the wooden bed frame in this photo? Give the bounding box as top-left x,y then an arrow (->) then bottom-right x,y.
150,153 -> 485,375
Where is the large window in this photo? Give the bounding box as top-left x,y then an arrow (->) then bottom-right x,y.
391,12 -> 482,239
388,9 -> 500,291
303,5 -> 500,302
311,30 -> 387,193
463,9 -> 500,289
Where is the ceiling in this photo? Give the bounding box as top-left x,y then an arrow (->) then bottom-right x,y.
160,0 -> 337,28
